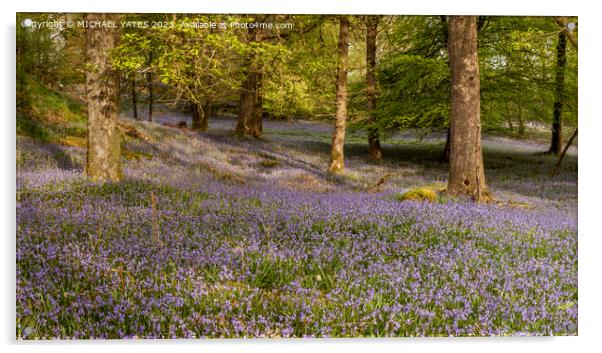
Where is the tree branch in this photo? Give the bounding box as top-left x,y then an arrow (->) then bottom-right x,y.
553,17 -> 578,51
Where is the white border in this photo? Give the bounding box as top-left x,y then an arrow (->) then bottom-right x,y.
3,1 -> 600,353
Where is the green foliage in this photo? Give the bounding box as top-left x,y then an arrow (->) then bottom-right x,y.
478,17 -> 578,132
264,75 -> 316,118
112,32 -> 150,73
153,15 -> 249,106
375,55 -> 450,132
262,17 -> 337,120
17,13 -> 578,146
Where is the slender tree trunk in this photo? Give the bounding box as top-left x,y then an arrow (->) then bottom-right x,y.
85,13 -> 122,182
441,16 -> 451,163
506,104 -> 514,133
548,31 -> 567,155
131,76 -> 138,120
366,16 -> 383,161
446,16 -> 490,202
442,127 -> 451,162
147,51 -> 154,122
517,98 -> 525,137
328,17 -> 350,173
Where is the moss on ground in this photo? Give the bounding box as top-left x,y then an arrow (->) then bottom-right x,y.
396,187 -> 439,202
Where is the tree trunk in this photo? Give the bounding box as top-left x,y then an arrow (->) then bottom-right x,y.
446,16 -> 490,202
440,16 -> 451,163
202,103 -> 212,132
548,31 -> 567,155
131,76 -> 138,120
192,103 -> 203,130
235,27 -> 263,138
366,16 -> 383,161
441,127 -> 451,162
192,102 -> 210,131
85,13 -> 122,182
250,70 -> 263,138
517,98 -> 525,137
328,17 -> 350,173
147,51 -> 154,122
235,62 -> 257,135
506,104 -> 514,133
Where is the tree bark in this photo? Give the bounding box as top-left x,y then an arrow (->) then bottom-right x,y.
131,76 -> 138,120
517,98 -> 525,137
250,70 -> 264,138
441,127 -> 451,162
446,16 -> 490,202
548,31 -> 567,155
506,104 -> 514,133
192,102 -> 210,131
85,13 -> 122,182
235,61 -> 257,135
192,103 -> 203,130
202,103 -> 212,132
146,51 -> 154,122
328,17 -> 350,173
235,26 -> 263,138
366,16 -> 383,161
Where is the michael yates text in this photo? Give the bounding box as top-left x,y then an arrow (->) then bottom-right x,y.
77,20 -> 119,28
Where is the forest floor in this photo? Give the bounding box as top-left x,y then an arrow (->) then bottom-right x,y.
16,112 -> 577,338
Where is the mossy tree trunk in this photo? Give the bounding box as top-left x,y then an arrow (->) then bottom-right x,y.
445,16 -> 490,202
366,15 -> 383,161
328,17 -> 350,173
548,30 -> 567,155
85,13 -> 122,183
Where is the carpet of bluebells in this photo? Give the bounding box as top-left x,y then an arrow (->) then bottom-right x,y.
16,115 -> 578,339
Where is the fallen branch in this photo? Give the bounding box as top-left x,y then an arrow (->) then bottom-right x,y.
118,121 -> 148,140
367,173 -> 391,193
150,192 -> 163,246
552,128 -> 577,175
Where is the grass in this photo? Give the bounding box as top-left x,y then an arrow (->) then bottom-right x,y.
17,78 -> 87,145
